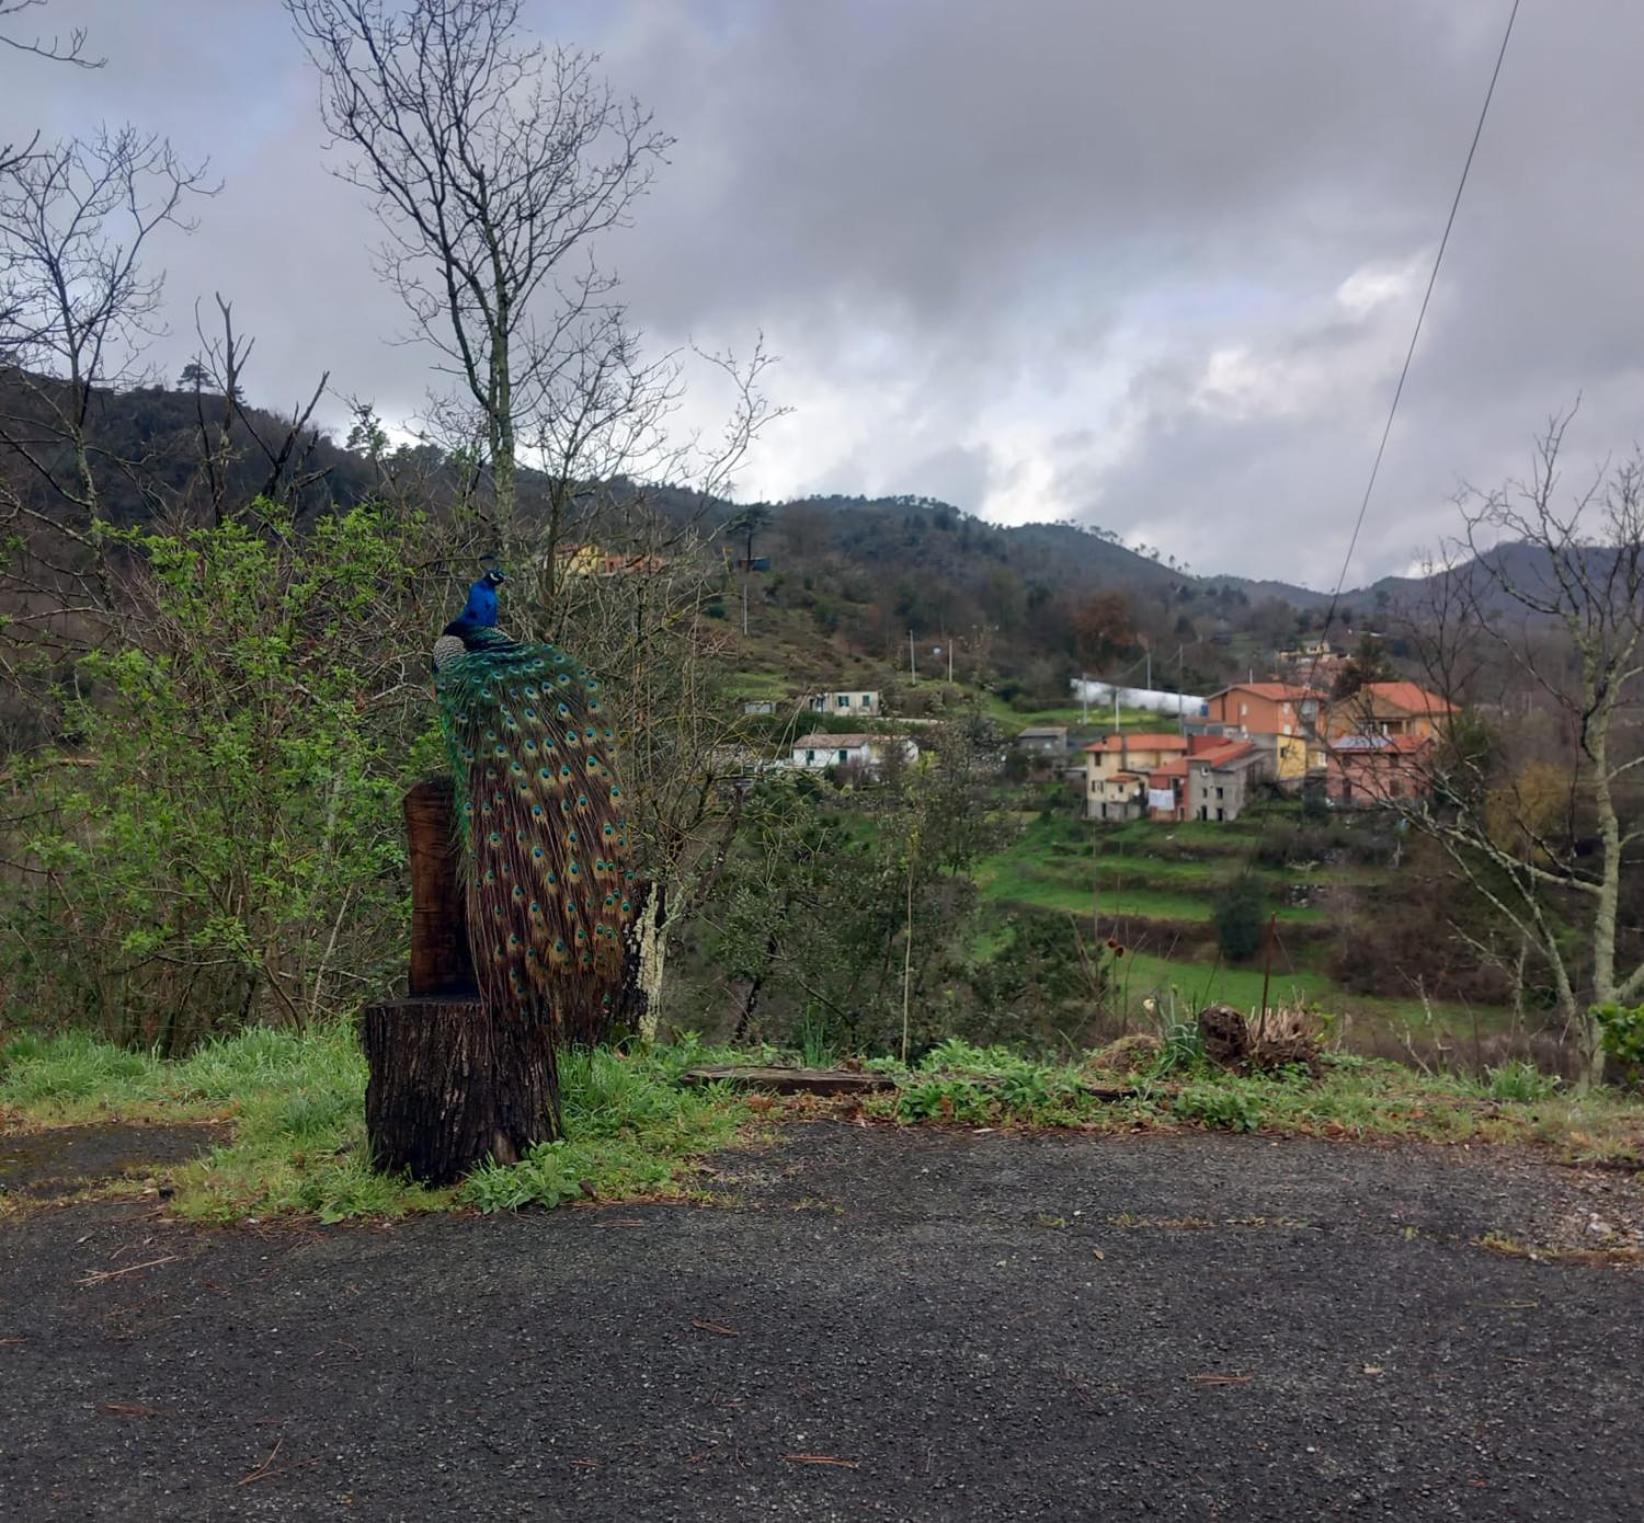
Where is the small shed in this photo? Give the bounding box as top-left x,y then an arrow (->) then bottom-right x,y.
1016,724 -> 1069,756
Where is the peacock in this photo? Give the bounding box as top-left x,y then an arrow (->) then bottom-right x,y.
433,568 -> 636,1062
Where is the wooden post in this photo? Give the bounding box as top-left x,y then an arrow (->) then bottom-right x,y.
361,779 -> 561,1185
404,778 -> 474,998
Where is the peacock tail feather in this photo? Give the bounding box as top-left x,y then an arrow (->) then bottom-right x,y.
435,626 -> 636,1031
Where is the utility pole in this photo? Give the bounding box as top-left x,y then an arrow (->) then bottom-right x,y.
1081,674 -> 1089,724
1145,647 -> 1152,692
1179,645 -> 1186,735
948,639 -> 954,684
908,629 -> 917,684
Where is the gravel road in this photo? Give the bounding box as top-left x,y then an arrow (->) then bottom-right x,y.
2,1123 -> 1640,1520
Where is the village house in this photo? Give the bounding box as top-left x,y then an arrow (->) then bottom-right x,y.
1185,739 -> 1268,822
1328,681 -> 1454,740
1325,733 -> 1432,805
1015,724 -> 1069,757
556,543 -> 669,577
806,689 -> 882,718
1088,730 -> 1275,822
1144,756 -> 1190,821
1272,638 -> 1347,688
790,732 -> 916,774
1200,682 -> 1324,782
1084,733 -> 1189,821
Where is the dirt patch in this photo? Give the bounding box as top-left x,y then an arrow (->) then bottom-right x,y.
0,1122 -> 226,1199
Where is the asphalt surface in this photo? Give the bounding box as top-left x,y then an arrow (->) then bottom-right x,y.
1,1123 -> 1641,1521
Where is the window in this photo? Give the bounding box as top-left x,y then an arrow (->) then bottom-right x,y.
838,749 -> 849,764
1215,786 -> 1224,799
837,695 -> 850,708
805,750 -> 816,764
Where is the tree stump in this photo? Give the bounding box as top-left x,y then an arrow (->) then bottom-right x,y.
361,778 -> 561,1185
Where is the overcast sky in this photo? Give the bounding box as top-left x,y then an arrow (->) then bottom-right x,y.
5,0 -> 1641,584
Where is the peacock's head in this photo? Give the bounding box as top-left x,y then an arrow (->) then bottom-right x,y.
454,564 -> 506,628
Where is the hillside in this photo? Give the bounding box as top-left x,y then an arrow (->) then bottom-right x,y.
0,369 -> 1576,701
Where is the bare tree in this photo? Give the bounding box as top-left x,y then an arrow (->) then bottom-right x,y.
285,0 -> 672,531
0,0 -> 104,177
181,294 -> 332,523
1402,418 -> 1644,1082
0,127 -> 212,520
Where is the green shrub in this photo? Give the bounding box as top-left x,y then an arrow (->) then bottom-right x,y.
1212,876 -> 1268,961
0,506 -> 433,1052
1592,1002 -> 1644,1069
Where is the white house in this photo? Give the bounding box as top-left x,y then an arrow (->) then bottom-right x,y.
790,732 -> 917,773
806,689 -> 881,717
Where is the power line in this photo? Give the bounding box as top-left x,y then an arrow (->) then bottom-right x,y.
1307,0 -> 1521,686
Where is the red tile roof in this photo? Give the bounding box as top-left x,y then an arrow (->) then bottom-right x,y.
1209,682 -> 1319,703
1148,759 -> 1188,781
1361,681 -> 1454,715
1084,733 -> 1190,754
1189,740 -> 1256,768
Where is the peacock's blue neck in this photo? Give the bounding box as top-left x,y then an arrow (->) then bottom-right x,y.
458,579 -> 499,627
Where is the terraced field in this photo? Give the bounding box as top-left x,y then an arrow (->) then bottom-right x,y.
974,802 -> 1494,1038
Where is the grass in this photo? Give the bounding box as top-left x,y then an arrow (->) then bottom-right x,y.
857,1039 -> 1643,1163
977,858 -> 1325,925
725,669 -> 794,702
0,1025 -> 749,1222
3,1026 -> 1639,1225
1105,947 -> 1495,1037
969,691 -> 1165,732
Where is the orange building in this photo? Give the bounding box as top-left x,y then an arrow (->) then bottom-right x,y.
1328,681 -> 1454,740
1204,682 -> 1318,738
1202,682 -> 1324,780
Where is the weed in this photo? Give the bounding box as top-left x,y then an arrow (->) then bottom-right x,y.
896,1076 -> 994,1125
1172,1082 -> 1263,1133
1150,1018 -> 1206,1077
1485,1061 -> 1561,1103
795,1009 -> 837,1069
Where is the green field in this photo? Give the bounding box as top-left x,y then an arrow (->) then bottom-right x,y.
977,857 -> 1326,925
973,693 -> 1168,732
973,803 -> 1493,1037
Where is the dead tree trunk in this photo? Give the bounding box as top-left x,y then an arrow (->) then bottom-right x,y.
361,778 -> 561,1185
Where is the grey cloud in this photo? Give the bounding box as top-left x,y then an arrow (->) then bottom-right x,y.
3,0 -> 1641,582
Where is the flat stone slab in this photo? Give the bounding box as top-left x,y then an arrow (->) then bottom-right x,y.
682,1064 -> 899,1094
0,1123 -> 224,1199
